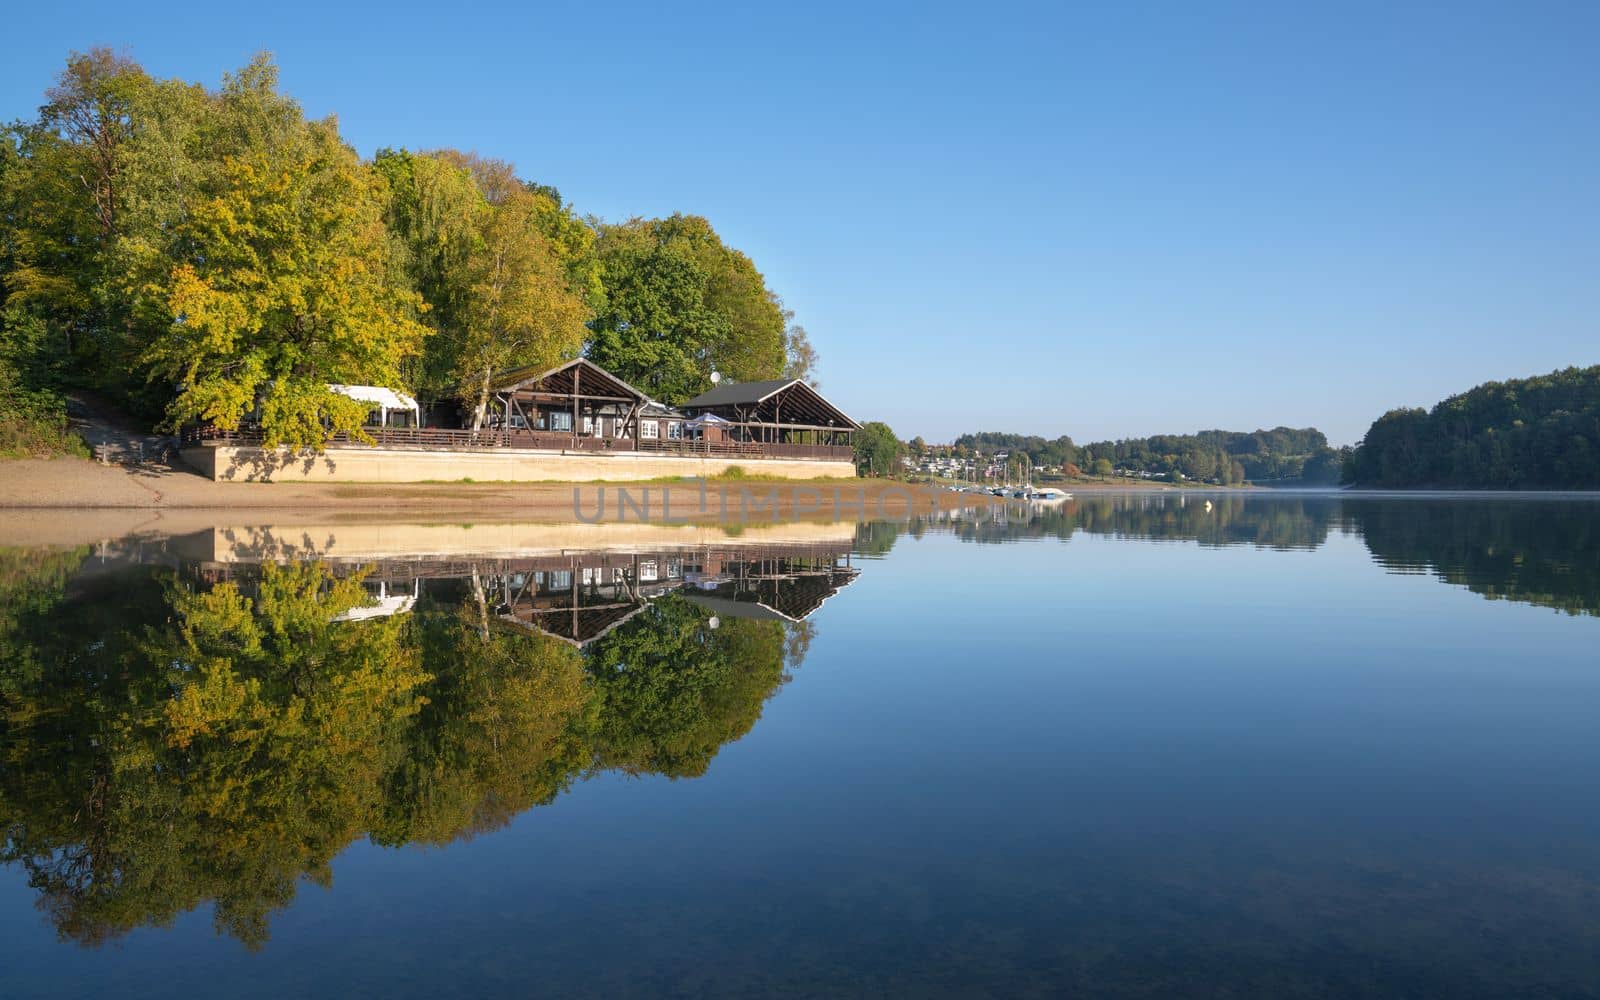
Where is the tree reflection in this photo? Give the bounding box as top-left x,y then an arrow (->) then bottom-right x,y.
0,556 -> 803,948
1343,499 -> 1600,616
898,494 -> 1338,550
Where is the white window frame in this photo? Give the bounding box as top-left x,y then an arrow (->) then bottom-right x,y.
640,420 -> 659,440
667,421 -> 683,440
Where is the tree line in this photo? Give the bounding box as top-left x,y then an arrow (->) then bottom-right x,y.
1343,365 -> 1600,489
0,49 -> 819,451
946,427 -> 1345,485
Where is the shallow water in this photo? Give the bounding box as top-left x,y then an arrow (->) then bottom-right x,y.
2,494 -> 1599,998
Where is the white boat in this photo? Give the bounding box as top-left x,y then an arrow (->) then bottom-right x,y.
1025,488 -> 1071,502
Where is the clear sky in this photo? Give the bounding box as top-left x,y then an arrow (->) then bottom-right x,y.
5,1 -> 1597,445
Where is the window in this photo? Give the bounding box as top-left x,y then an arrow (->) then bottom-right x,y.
550,412 -> 573,432
582,416 -> 594,435
640,420 -> 659,439
667,421 -> 683,440
638,560 -> 658,582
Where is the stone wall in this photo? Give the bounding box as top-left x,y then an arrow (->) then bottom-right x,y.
181,445 -> 857,483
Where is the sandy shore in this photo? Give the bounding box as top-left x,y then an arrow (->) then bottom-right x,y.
0,456 -> 1184,548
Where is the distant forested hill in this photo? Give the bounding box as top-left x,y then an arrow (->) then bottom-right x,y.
951,427 -> 1342,484
1346,366 -> 1600,488
1078,427 -> 1343,485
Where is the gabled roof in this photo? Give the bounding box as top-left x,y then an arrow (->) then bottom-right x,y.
486,358 -> 648,402
682,379 -> 796,408
683,378 -> 859,429
682,566 -> 859,622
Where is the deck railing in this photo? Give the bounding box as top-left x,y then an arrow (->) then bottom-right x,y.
181,425 -> 853,462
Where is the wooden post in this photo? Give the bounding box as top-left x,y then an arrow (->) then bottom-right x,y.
572,365 -> 581,448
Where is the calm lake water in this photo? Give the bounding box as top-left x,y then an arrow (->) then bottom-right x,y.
2,494 -> 1599,998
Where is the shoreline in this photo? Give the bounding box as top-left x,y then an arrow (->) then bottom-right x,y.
0,455 -> 1194,512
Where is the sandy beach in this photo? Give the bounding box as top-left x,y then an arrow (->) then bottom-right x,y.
0,455 -> 1186,548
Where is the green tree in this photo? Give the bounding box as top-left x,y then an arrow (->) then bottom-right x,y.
1092,457 -> 1114,479
458,186 -> 591,429
854,420 -> 902,476
588,214 -> 787,403
131,60 -> 429,447
779,303 -> 820,384
1346,366 -> 1600,489
1,49 -> 151,409
372,149 -> 486,401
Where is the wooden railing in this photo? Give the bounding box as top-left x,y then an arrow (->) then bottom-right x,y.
182,425 -> 853,462
182,426 -> 515,448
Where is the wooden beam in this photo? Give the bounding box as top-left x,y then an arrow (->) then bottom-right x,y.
509,391 -> 639,404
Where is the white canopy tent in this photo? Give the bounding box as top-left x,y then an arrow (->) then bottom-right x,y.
328,384 -> 421,428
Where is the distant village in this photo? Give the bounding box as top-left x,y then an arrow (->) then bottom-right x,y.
904,449 -> 1203,484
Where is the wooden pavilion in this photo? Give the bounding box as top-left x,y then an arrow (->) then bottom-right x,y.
482,358 -> 650,450
682,378 -> 859,450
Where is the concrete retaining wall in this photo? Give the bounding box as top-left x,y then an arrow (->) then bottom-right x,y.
181,445 -> 856,483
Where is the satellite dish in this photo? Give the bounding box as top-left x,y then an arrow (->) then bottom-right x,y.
708,616 -> 720,630
709,370 -> 722,384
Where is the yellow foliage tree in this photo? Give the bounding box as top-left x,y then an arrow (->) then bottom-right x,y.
460,186 -> 591,429
139,120 -> 428,448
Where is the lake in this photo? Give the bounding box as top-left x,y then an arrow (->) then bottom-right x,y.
2,493 -> 1598,998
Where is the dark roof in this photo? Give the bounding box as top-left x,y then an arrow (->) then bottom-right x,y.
683,379 -> 859,429
682,565 -> 859,622
487,358 -> 647,401
682,379 -> 796,408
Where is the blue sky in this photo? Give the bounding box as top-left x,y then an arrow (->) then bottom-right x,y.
5,1 -> 1597,445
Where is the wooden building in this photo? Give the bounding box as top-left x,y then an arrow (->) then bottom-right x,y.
480,362 -> 858,460
480,358 -> 652,451
183,358 -> 857,470
682,378 -> 859,455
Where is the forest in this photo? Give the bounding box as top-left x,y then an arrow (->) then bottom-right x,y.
951,427 -> 1345,485
0,49 -> 819,453
1343,366 -> 1600,489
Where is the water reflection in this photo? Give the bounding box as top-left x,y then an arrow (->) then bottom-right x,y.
3,495 -> 1599,961
0,531 -> 855,948
892,493 -> 1600,614
1344,498 -> 1600,616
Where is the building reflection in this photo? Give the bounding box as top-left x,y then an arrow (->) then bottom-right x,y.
0,525 -> 864,950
